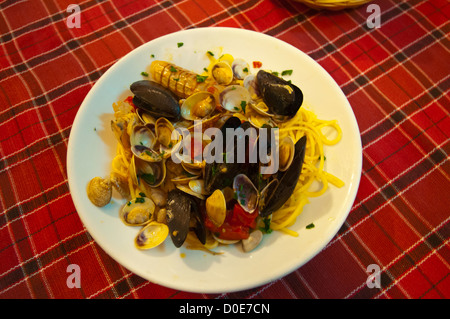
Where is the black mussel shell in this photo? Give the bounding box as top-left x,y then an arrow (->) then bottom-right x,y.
190,199 -> 206,245
166,189 -> 206,247
166,189 -> 191,247
256,70 -> 303,118
130,80 -> 181,121
260,135 -> 307,217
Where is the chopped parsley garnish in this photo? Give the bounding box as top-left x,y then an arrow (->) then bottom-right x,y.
207,51 -> 214,56
306,223 -> 315,229
138,192 -> 146,197
150,54 -> 155,58
281,69 -> 293,76
196,75 -> 208,82
141,71 -> 149,77
243,67 -> 249,73
271,71 -> 279,76
169,66 -> 177,72
240,100 -> 247,113
260,217 -> 273,234
177,42 -> 184,48
141,173 -> 155,185
135,197 -> 145,203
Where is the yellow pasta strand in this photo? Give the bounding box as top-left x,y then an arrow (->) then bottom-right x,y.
270,107 -> 344,235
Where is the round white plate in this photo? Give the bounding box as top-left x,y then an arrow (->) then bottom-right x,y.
67,27 -> 362,294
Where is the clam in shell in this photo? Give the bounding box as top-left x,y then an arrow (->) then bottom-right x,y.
181,91 -> 216,121
120,196 -> 156,226
135,221 -> 169,250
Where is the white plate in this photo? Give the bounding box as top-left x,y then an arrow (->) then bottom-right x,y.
67,27 -> 362,294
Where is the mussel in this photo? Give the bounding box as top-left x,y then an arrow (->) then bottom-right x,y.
256,70 -> 303,118
130,80 -> 181,121
166,189 -> 206,247
259,135 -> 307,217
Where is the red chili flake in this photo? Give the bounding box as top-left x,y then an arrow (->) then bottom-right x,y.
253,61 -> 262,68
124,96 -> 135,109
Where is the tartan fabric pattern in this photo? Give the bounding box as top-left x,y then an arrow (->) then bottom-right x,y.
0,0 -> 449,299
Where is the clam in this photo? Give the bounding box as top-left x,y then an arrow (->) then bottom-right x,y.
176,181 -> 206,200
231,58 -> 250,80
232,174 -> 259,214
135,221 -> 169,250
155,117 -> 181,158
249,101 -> 273,117
181,91 -> 216,121
120,196 -> 156,226
243,74 -> 259,98
219,85 -> 251,113
242,230 -> 263,252
212,234 -> 240,245
181,160 -> 204,176
278,135 -> 295,172
130,124 -> 161,162
205,189 -> 227,227
136,108 -> 156,125
211,61 -> 234,85
130,155 -> 166,188
87,176 -> 112,207
111,119 -> 132,153
170,174 -> 199,185
248,113 -> 276,129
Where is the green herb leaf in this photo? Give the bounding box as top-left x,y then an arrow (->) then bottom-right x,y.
141,71 -> 149,77
169,66 -> 177,72
207,51 -> 214,56
260,217 -> 273,234
281,69 -> 293,76
177,42 -> 184,48
138,192 -> 146,197
306,223 -> 315,229
240,100 -> 247,113
196,75 -> 208,83
141,173 -> 155,185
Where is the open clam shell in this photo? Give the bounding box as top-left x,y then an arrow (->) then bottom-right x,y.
278,135 -> 295,172
120,196 -> 156,226
219,85 -> 251,113
231,58 -> 250,80
135,221 -> 169,250
181,91 -> 216,121
130,124 -> 161,162
205,189 -> 227,227
233,174 -> 259,214
130,155 -> 167,188
211,61 -> 234,85
155,117 -> 181,158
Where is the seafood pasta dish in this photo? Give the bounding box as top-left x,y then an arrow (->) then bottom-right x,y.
86,51 -> 344,254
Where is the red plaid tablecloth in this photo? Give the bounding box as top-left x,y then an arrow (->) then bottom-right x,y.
0,0 -> 449,299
